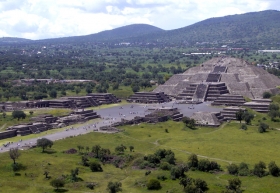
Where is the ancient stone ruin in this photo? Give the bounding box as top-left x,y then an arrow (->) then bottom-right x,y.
0,93 -> 120,111
127,92 -> 171,103
0,109 -> 100,140
154,57 -> 280,100
112,108 -> 183,127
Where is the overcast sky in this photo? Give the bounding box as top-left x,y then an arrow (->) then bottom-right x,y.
0,0 -> 279,40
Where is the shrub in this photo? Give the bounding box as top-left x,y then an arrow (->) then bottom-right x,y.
86,182 -> 97,190
227,164 -> 238,175
107,181 -> 122,193
89,161 -> 103,172
160,162 -> 171,170
50,178 -> 65,190
253,161 -> 267,177
198,159 -> 211,172
187,154 -> 198,168
268,161 -> 279,177
263,91 -> 272,98
258,122 -> 269,133
147,179 -> 161,190
157,175 -> 167,181
170,165 -> 187,180
227,178 -> 241,192
240,123 -> 247,130
238,162 -> 250,176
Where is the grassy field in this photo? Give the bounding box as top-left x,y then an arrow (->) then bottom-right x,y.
1,117 -> 280,192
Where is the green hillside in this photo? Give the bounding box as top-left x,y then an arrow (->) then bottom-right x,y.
38,24 -> 164,43
157,10 -> 280,43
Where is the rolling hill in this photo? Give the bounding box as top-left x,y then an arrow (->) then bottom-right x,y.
1,10 -> 280,45
156,10 -> 280,43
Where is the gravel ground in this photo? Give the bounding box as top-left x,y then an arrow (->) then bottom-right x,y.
0,101 -> 222,153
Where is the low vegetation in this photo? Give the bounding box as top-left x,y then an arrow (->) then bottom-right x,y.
0,115 -> 280,192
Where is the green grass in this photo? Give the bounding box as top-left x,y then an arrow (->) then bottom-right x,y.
1,120 -> 280,192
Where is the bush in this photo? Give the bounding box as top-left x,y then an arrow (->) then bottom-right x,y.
253,161 -> 267,177
240,123 -> 247,130
227,164 -> 238,175
147,179 -> 161,190
50,178 -> 65,190
160,162 -> 171,170
198,159 -> 211,172
238,162 -> 250,176
11,163 -> 25,172
263,91 -> 272,98
89,161 -> 103,172
107,181 -> 122,193
227,178 -> 241,192
157,175 -> 167,181
268,161 -> 279,177
188,154 -> 198,168
170,165 -> 187,180
86,182 -> 97,190
258,122 -> 269,133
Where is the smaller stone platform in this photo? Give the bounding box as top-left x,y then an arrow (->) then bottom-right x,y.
127,92 -> 171,103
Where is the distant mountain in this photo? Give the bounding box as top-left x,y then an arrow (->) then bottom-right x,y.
0,37 -> 31,44
39,24 -> 164,43
147,10 -> 280,43
2,10 -> 280,45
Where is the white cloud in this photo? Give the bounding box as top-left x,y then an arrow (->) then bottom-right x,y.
0,0 -> 278,39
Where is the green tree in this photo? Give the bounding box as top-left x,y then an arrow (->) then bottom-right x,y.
238,162 -> 249,176
115,144 -> 127,154
89,161 -> 103,172
179,176 -> 193,189
263,91 -> 272,98
70,168 -> 79,182
227,178 -> 242,192
182,117 -> 196,129
107,181 -> 122,193
188,154 -> 198,168
132,85 -> 140,92
253,161 -> 267,177
268,161 -> 279,177
92,145 -> 101,158
235,109 -> 244,124
37,138 -> 54,152
129,145 -> 134,152
12,110 -> 26,121
194,178 -> 208,192
50,178 -> 65,190
147,179 -> 161,190
227,164 -> 239,175
242,111 -> 254,124
112,83 -> 119,90
170,165 -> 187,180
49,89 -> 57,98
9,148 -> 20,164
258,122 -> 269,133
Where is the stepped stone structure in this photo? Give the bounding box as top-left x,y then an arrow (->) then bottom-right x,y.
127,92 -> 171,103
2,109 -> 100,139
87,93 -> 121,104
0,94 -> 121,111
154,57 -> 280,101
220,107 -> 246,120
243,99 -> 271,113
211,94 -> 246,106
191,112 -> 222,127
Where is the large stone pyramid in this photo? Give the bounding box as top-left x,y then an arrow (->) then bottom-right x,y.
153,57 -> 280,100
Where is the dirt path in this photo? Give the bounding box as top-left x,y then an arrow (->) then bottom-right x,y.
118,133 -> 234,164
